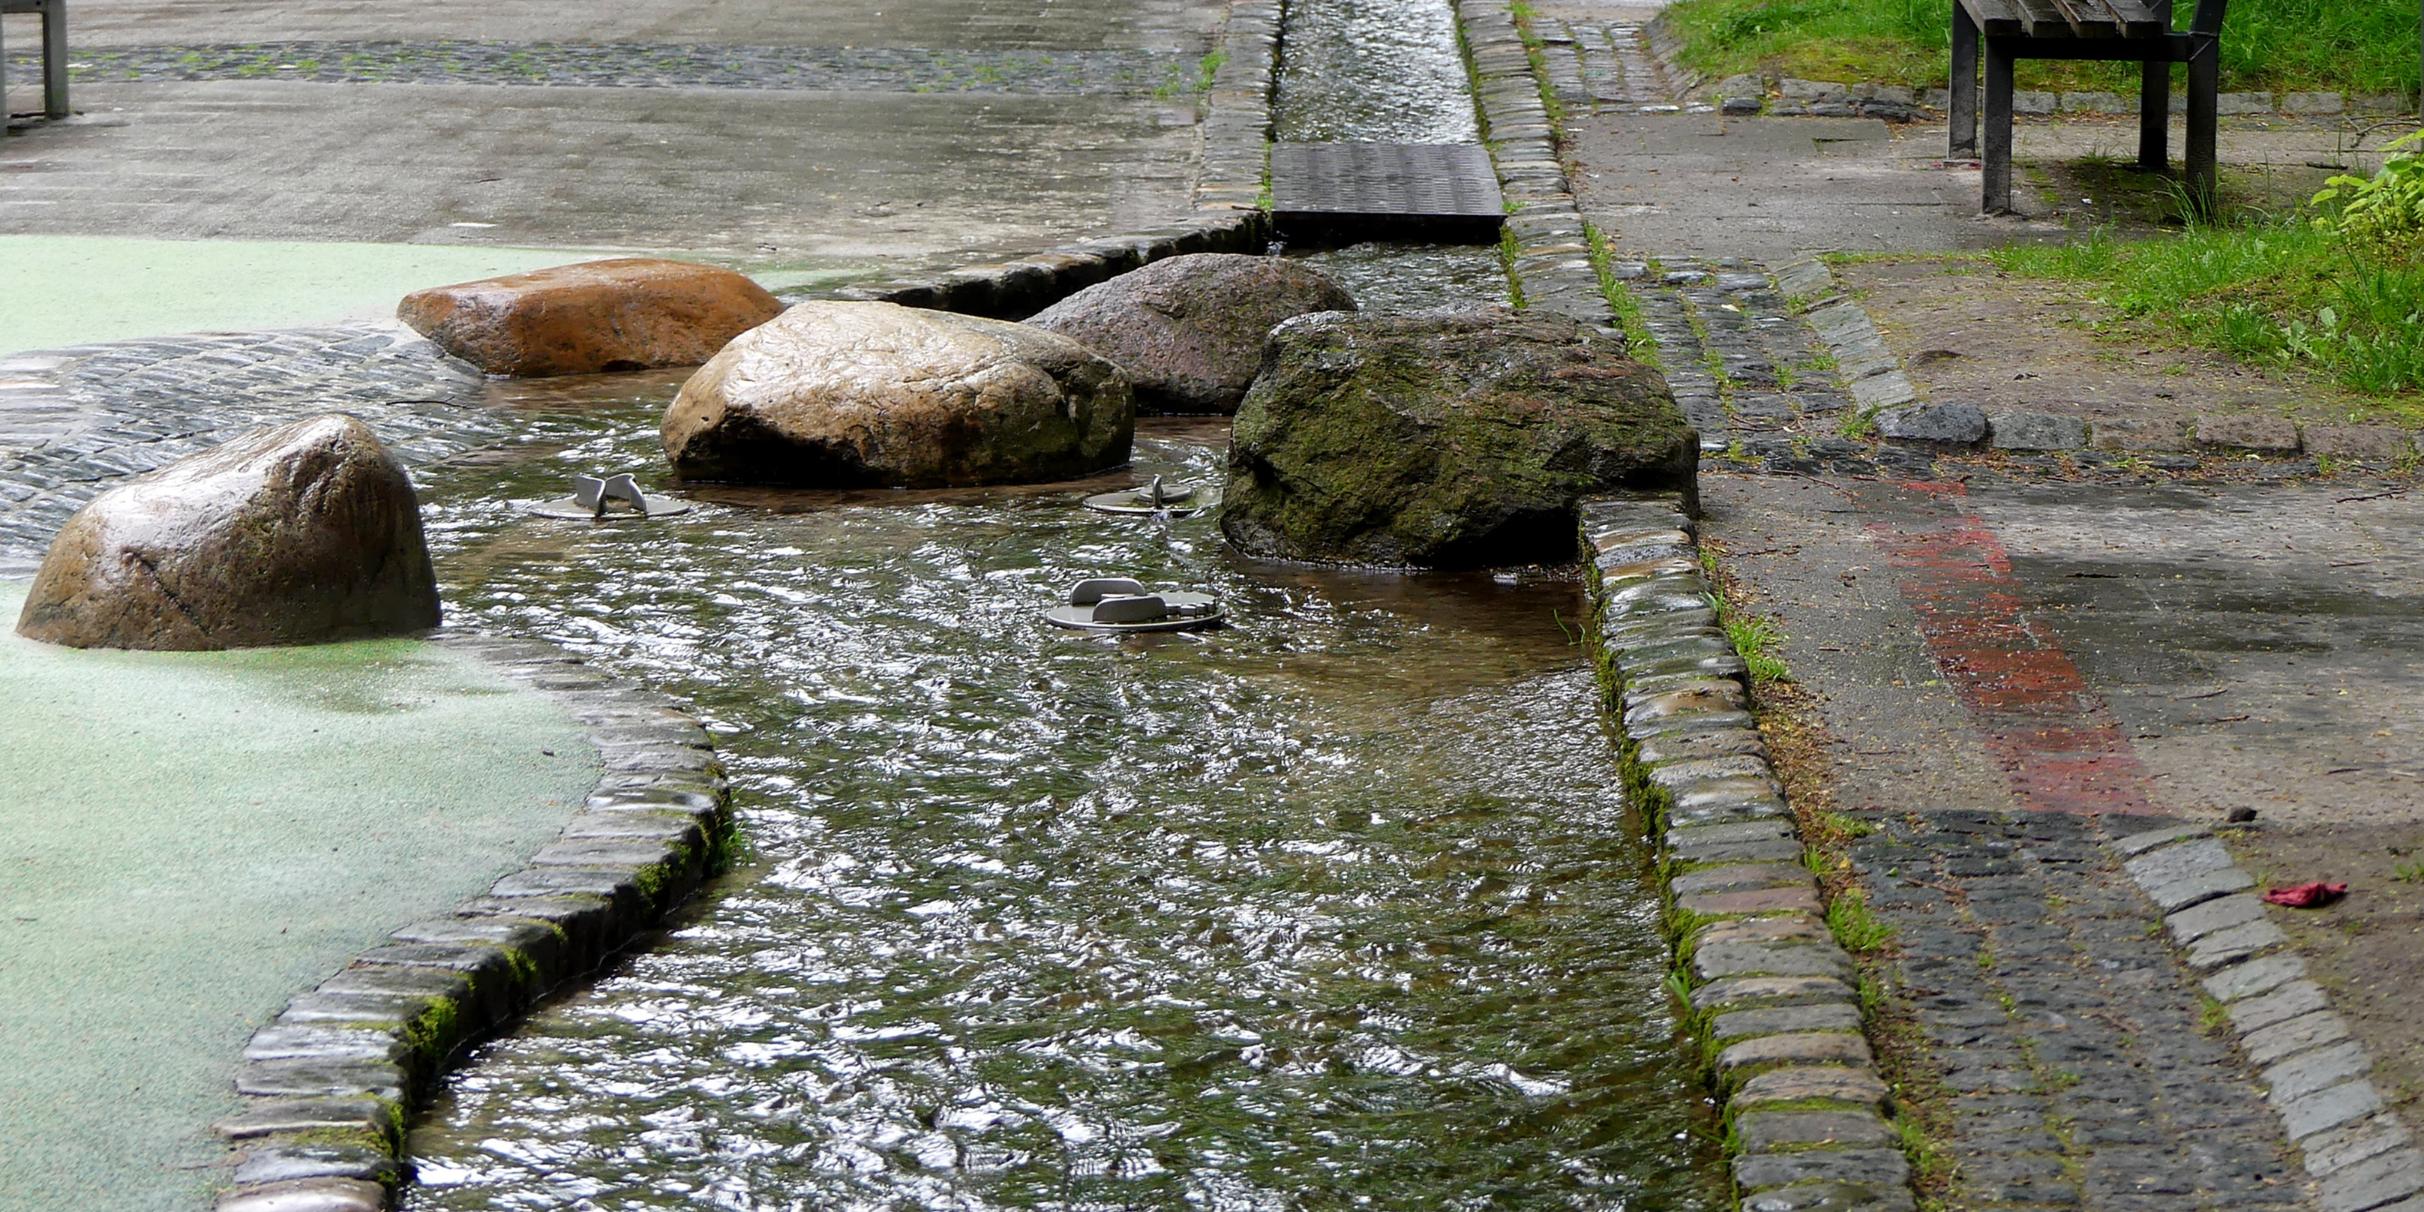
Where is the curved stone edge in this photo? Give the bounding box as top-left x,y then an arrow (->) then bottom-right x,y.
208,634 -> 734,1212
813,0 -> 1279,323
1581,492 -> 1919,1212
2114,825 -> 2424,1212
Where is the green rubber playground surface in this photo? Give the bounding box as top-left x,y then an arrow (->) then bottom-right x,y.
0,236 -> 603,358
0,580 -> 597,1211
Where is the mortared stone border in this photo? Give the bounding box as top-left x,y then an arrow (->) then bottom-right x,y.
209,635 -> 734,1212
1582,492 -> 1921,1212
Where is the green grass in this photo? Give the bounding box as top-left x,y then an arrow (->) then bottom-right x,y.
1662,0 -> 2422,99
1991,220 -> 2424,402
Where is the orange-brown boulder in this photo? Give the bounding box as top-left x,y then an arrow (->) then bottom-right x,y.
398,258 -> 783,378
16,415 -> 442,650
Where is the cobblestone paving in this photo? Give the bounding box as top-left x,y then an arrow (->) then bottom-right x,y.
1602,258 -> 1865,455
1532,17 -> 1683,112
0,328 -> 491,574
7,41 -> 1188,95
1856,811 -> 2311,1211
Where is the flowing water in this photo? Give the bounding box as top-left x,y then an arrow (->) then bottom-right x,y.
397,0 -> 1727,1202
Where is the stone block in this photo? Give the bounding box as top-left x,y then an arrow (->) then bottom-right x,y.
1697,913 -> 1831,948
2216,91 -> 2276,115
2283,91 -> 2345,114
2185,917 -> 2287,969
2304,425 -> 2412,462
231,1143 -> 398,1187
1674,863 -> 1812,896
2303,1115 -> 2416,1177
214,1097 -> 394,1142
2318,1148 -> 2424,1212
1735,1109 -> 1899,1151
2267,1041 -> 2374,1108
1693,974 -> 1857,1012
2194,413 -> 2302,453
2144,865 -> 2255,913
1694,940 -> 1857,982
2280,1079 -> 2385,1141
2230,980 -> 2331,1035
2203,952 -> 2306,1003
1713,1000 -> 1864,1040
1987,410 -> 2089,451
2013,90 -> 2057,115
1876,402 -> 1987,445
2116,822 -> 2208,856
1735,1149 -> 1910,1192
1736,1065 -> 1891,1108
215,1179 -> 388,1212
1718,1031 -> 1876,1076
2165,890 -> 2264,942
2061,91 -> 2131,112
1742,1181 -> 1917,1212
235,1059 -> 409,1103
2244,1010 -> 2353,1067
2092,416 -> 2190,451
1680,885 -> 1823,917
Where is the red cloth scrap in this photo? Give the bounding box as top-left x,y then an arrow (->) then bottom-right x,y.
2262,882 -> 2348,908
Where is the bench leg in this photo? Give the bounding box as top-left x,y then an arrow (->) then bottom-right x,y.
42,1 -> 68,119
2185,37 -> 2219,216
2137,57 -> 2168,171
1982,38 -> 2015,213
1949,5 -> 1980,158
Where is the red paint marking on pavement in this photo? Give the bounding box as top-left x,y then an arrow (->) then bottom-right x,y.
1862,479 -> 2157,816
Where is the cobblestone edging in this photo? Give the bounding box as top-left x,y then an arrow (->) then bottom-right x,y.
1450,0 -> 1623,326
1582,494 -> 1919,1212
2114,824 -> 2424,1212
1782,258 -> 2424,466
212,635 -> 733,1212
1694,61 -> 2405,121
827,0 -> 1279,321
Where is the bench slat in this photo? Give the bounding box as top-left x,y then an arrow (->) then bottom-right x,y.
2013,0 -> 2083,37
2096,0 -> 2172,36
1962,0 -> 2028,37
2048,0 -> 2122,37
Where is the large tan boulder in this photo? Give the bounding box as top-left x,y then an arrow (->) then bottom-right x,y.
399,258 -> 783,377
16,415 -> 442,650
1024,253 -> 1356,414
661,301 -> 1135,487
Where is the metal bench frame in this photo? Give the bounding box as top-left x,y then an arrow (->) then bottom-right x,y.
1950,0 -> 2230,214
1,0 -> 69,129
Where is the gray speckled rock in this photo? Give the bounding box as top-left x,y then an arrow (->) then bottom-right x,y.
1024,253 -> 1355,414
16,415 -> 439,650
661,301 -> 1134,487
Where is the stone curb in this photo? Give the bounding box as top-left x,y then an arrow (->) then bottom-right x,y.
1582,493 -> 1920,1212
815,0 -> 1279,322
1782,257 -> 2424,465
1448,0 -> 1627,331
209,635 -> 735,1212
2115,823 -> 2424,1212
1698,58 -> 2408,121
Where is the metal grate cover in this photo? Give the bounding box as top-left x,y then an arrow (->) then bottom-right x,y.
1269,142 -> 1504,222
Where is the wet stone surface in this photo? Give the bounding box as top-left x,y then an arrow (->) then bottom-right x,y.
1852,810 -> 2309,1211
9,41 -> 1191,95
1610,258 -> 1858,457
0,328 -> 493,574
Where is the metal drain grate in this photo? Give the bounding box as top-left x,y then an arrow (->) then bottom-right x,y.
1268,142 -> 1504,237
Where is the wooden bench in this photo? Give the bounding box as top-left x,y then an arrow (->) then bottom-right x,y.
1,0 -> 69,130
1949,0 -> 2230,213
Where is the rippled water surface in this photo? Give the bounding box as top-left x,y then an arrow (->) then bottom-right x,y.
1273,0 -> 1478,143
399,382 -> 1722,1209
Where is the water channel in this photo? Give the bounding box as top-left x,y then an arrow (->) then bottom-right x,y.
396,0 -> 1727,1204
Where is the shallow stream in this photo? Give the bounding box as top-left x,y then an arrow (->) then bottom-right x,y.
396,0 -> 1725,1202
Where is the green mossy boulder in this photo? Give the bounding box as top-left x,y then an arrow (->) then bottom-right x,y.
1219,307 -> 1696,568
